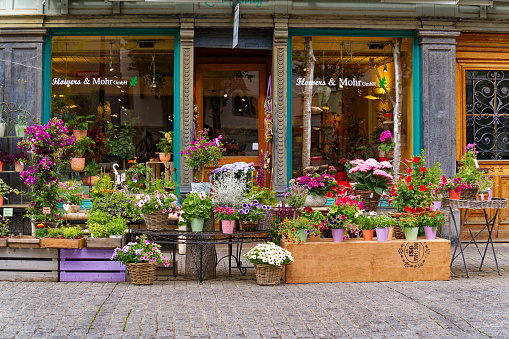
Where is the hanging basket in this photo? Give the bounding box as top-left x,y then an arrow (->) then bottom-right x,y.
460,186 -> 479,200
387,211 -> 406,239
126,262 -> 157,285
254,264 -> 283,286
354,190 -> 381,212
143,211 -> 169,231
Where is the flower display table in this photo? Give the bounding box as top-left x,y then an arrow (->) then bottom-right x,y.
281,238 -> 450,283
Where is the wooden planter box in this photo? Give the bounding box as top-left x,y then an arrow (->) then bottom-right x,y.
0,248 -> 59,281
0,235 -> 12,247
281,238 -> 451,283
86,235 -> 125,249
40,237 -> 86,249
8,235 -> 40,248
60,248 -> 126,282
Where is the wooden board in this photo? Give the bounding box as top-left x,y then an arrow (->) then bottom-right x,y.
281,238 -> 450,283
40,237 -> 86,249
0,236 -> 9,247
59,248 -> 126,282
0,248 -> 59,282
7,235 -> 40,248
86,236 -> 125,249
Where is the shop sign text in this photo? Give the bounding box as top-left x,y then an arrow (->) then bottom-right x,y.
52,77 -> 129,86
295,77 -> 377,87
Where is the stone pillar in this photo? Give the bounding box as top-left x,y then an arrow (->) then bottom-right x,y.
417,30 -> 460,179
272,15 -> 289,193
179,16 -> 195,193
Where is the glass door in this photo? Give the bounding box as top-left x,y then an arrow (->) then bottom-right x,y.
196,64 -> 266,173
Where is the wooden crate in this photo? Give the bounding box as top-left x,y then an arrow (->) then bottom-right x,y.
0,236 -> 11,247
86,236 -> 125,249
60,248 -> 126,282
40,237 -> 86,249
281,238 -> 451,283
0,248 -> 59,281
8,235 -> 40,248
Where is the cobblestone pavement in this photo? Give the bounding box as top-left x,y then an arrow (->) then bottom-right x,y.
1,242 -> 509,338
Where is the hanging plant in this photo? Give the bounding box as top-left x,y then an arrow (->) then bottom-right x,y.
142,70 -> 166,98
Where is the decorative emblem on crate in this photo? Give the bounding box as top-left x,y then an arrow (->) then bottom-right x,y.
398,242 -> 430,268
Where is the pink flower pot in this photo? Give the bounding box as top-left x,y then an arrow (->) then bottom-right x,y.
331,228 -> 344,242
433,200 -> 442,211
221,220 -> 235,234
376,227 -> 389,242
424,226 -> 437,240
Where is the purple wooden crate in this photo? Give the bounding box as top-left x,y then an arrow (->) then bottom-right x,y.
59,248 -> 126,282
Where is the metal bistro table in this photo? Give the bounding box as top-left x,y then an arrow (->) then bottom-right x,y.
130,229 -> 269,283
442,197 -> 507,277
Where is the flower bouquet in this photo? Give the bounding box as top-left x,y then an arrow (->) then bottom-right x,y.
111,235 -> 169,285
346,158 -> 393,211
135,190 -> 180,231
244,242 -> 294,286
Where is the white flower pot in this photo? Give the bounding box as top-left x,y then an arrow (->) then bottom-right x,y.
303,194 -> 327,207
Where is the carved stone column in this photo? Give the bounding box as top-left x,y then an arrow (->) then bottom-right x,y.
179,16 -> 195,193
272,15 -> 289,193
417,30 -> 460,179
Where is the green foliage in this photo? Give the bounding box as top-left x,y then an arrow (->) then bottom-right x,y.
84,160 -> 101,176
0,179 -> 20,196
105,124 -> 136,160
91,191 -> 142,222
88,223 -> 107,238
62,226 -> 83,239
106,217 -> 126,236
418,211 -> 445,231
182,192 -> 213,221
73,136 -> 95,158
357,213 -> 377,231
34,228 -> 48,238
47,228 -> 62,238
157,131 -> 173,154
0,217 -> 10,237
455,144 -> 483,187
87,210 -> 110,226
67,114 -> 95,130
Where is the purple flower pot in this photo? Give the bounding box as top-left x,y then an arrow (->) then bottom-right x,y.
331,228 -> 344,242
376,227 -> 389,242
424,226 -> 437,240
432,200 -> 442,211
487,189 -> 493,201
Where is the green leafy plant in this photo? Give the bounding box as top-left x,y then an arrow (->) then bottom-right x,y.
87,210 -> 109,238
157,131 -> 173,154
67,114 -> 95,130
477,176 -> 494,194
182,192 -> 213,221
84,160 -> 101,177
106,217 -> 126,236
398,213 -> 420,232
0,217 -> 11,237
126,159 -> 151,194
88,223 -> 107,238
73,136 -> 95,158
456,143 -> 483,187
92,191 -> 142,222
0,179 -> 20,196
62,226 -> 83,239
245,186 -> 279,207
418,211 -> 445,231
357,213 -> 377,231
47,228 -> 62,238
346,158 -> 393,195
58,180 -> 82,206
105,124 -> 136,160
111,234 -> 169,266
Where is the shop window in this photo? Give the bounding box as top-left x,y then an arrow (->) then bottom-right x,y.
50,35 -> 175,167
465,70 -> 509,160
291,36 -> 413,177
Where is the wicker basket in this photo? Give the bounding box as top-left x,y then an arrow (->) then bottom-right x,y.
126,262 -> 157,285
460,186 -> 479,200
143,211 -> 169,231
254,264 -> 283,286
257,211 -> 273,231
387,211 -> 407,239
354,190 -> 381,212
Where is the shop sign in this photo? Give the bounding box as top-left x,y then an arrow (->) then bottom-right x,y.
51,76 -> 136,87
205,0 -> 263,8
76,70 -> 101,78
295,77 -> 377,87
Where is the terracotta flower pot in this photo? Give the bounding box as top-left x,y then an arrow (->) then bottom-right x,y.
71,158 -> 86,171
72,130 -> 87,139
159,152 -> 172,162
14,161 -> 24,172
362,229 -> 374,241
82,176 -> 98,186
449,189 -> 461,200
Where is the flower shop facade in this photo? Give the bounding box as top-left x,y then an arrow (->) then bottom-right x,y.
1,1 -> 509,239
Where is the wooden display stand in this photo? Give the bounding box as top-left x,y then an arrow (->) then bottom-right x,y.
281,238 -> 450,283
146,161 -> 173,184
0,248 -> 59,282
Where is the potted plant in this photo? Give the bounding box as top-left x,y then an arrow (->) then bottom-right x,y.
300,207 -> 325,241
326,195 -> 362,242
0,114 -> 6,138
58,180 -> 82,213
210,161 -> 256,184
92,191 -> 142,223
86,210 -> 125,248
0,217 -> 11,247
477,176 -> 494,201
0,179 -> 20,206
357,212 -> 377,241
418,210 -> 445,240
67,114 -> 94,139
157,130 -> 173,162
134,190 -> 180,231
282,217 -> 315,243
374,214 -> 393,242
214,206 -> 239,234
40,226 -> 86,249
105,123 -> 136,168
9,152 -> 29,172
0,151 -> 8,171
455,143 -> 484,200
291,172 -> 338,207
245,186 -> 279,231
126,159 -> 150,194
244,242 -> 294,286
15,113 -> 28,138
238,199 -> 273,232
106,216 -> 126,238
211,172 -> 249,209
111,234 -> 170,285
181,129 -> 223,192
182,191 -> 212,232
398,213 -> 420,241
346,158 -> 393,211
82,160 -> 101,186
71,136 -> 95,171
442,177 -> 472,200
378,130 -> 395,158
282,184 -> 308,219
